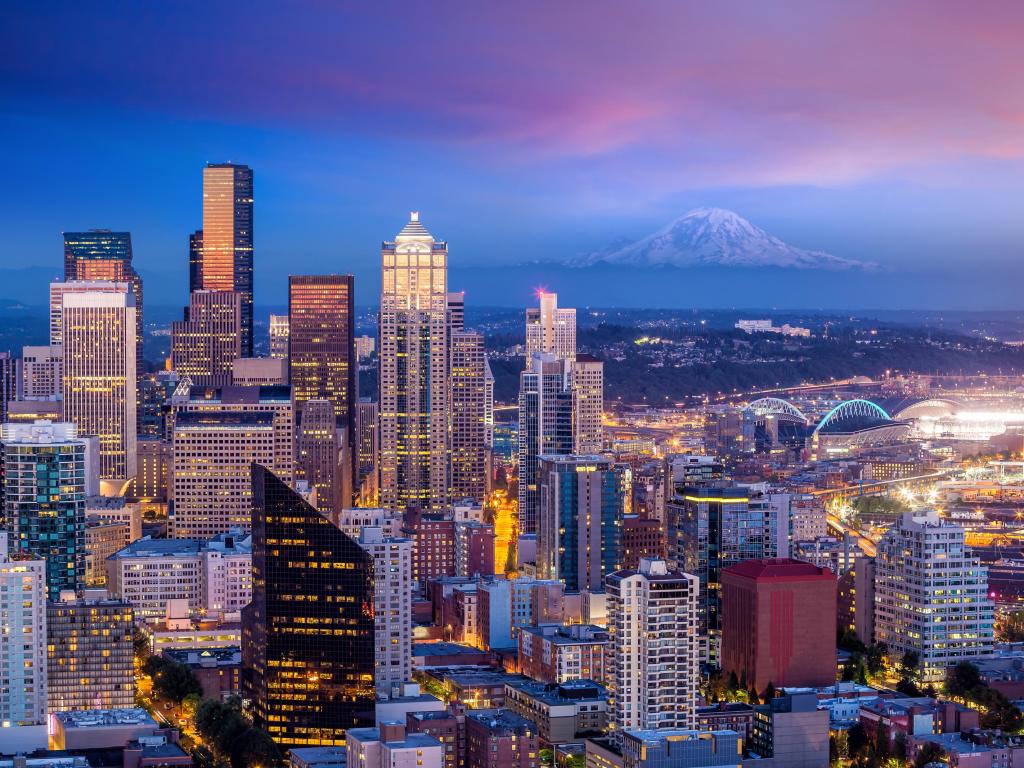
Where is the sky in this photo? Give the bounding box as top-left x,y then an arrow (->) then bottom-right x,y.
3,1 -> 1024,308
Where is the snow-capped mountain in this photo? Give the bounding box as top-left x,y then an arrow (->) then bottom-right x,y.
573,208 -> 874,270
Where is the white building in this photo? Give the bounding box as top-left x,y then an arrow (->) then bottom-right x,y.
106,531 -> 251,621
572,355 -> 604,454
358,527 -> 414,695
0,532 -> 48,754
875,510 -> 994,682
606,558 -> 700,736
60,284 -> 137,483
268,314 -> 289,359
331,508 -> 404,539
526,291 -> 576,361
347,723 -> 443,768
21,344 -> 62,399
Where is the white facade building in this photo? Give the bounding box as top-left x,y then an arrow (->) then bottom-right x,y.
21,344 -> 62,399
358,527 -> 414,695
572,355 -> 604,454
526,291 -> 576,361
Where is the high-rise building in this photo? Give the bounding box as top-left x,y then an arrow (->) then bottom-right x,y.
269,314 -> 289,359
170,411 -> 276,538
572,355 -> 604,454
517,353 -> 573,535
297,399 -> 350,515
537,455 -> 623,593
171,290 -> 241,386
194,163 -> 254,356
0,351 -> 18,423
21,344 -> 62,399
63,230 -> 144,371
720,558 -> 837,693
356,398 -> 379,505
450,331 -> 487,504
526,291 -> 575,361
46,592 -> 135,712
668,484 -> 765,663
137,370 -> 179,439
606,559 -> 700,736
242,465 -> 375,748
61,285 -> 137,482
447,291 -> 465,335
0,533 -> 48,755
379,213 -> 449,511
357,527 -> 413,695
484,360 -> 494,450
875,510 -> 994,682
1,421 -> 87,599
288,275 -> 356,500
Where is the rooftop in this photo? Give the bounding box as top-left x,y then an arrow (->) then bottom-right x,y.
110,529 -> 250,559
724,558 -> 835,580
413,642 -> 490,658
466,709 -> 535,735
54,708 -> 156,729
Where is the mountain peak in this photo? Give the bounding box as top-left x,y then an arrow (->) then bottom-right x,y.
574,208 -> 874,271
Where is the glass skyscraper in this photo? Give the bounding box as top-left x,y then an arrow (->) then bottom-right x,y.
242,465 -> 375,748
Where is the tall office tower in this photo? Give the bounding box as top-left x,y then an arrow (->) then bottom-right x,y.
269,314 -> 289,359
0,421 -> 86,600
171,411 -> 276,538
606,559 -> 699,736
379,213 -> 449,511
297,399 -> 350,515
483,359 -> 494,448
22,345 -> 62,399
572,354 -> 604,454
195,163 -> 254,356
667,484 -> 764,664
61,286 -> 137,482
242,465 -> 375,748
288,275 -> 357,499
171,291 -> 241,387
517,353 -> 573,535
537,455 -> 623,593
0,533 -> 48,755
875,510 -> 994,682
526,291 -> 575,361
63,230 -> 144,371
450,332 -> 487,504
46,593 -> 135,712
357,526 -> 414,695
721,559 -> 837,692
446,291 -> 465,335
356,398 -> 379,505
0,351 -> 20,420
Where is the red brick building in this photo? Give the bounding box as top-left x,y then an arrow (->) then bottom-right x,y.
465,710 -> 538,768
407,706 -> 467,768
517,624 -> 608,684
621,515 -> 663,568
405,510 -> 457,589
721,558 -> 836,692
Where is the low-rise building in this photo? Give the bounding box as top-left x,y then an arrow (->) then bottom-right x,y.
161,647 -> 241,699
503,680 -> 607,746
51,709 -> 160,750
518,625 -> 608,685
859,697 -> 980,747
347,723 -> 444,768
290,746 -> 348,768
620,729 -> 741,768
695,703 -> 754,742
407,708 -> 467,768
465,710 -> 539,768
375,682 -> 446,726
748,691 -> 829,768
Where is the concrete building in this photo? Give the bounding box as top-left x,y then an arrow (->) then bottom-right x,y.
476,577 -> 565,652
606,559 -> 700,735
47,592 -> 135,712
379,213 -> 449,511
404,510 -> 457,589
269,314 -> 289,360
356,398 -> 379,506
620,729 -> 742,768
465,710 -> 539,768
232,356 -> 287,385
406,709 -> 466,768
747,691 -> 829,767
171,290 -> 241,387
133,438 -> 171,503
0,533 -> 48,755
504,679 -> 607,746
621,516 -> 663,570
875,510 -> 994,682
21,344 -> 62,399
358,527 -> 414,696
331,507 -> 404,539
518,625 -> 608,685
1,421 -> 87,599
348,723 -> 444,768
572,355 -> 603,455
297,399 -> 351,516
106,531 -> 251,620
450,331 -> 488,505
455,521 -> 496,579
375,682 -> 446,726
50,708 -> 160,751
720,559 -> 837,692
161,647 -> 241,699
60,284 -> 137,483
526,291 -> 575,361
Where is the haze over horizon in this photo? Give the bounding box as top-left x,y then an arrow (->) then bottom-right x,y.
3,2 -> 1024,308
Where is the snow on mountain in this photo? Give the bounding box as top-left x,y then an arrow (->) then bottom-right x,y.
573,208 -> 874,270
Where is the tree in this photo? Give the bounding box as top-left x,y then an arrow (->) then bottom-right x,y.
181,693 -> 202,720
913,741 -> 945,768
865,644 -> 887,676
944,661 -> 982,699
761,681 -> 776,702
830,731 -> 849,766
892,732 -> 908,764
133,627 -> 151,662
874,720 -> 890,763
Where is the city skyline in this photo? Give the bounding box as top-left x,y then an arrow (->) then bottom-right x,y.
4,4 -> 1024,308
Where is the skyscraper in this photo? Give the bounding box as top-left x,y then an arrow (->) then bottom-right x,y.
357,526 -> 413,696
526,291 -> 575,361
171,290 -> 241,386
606,559 -> 699,736
517,353 -> 573,535
63,230 -> 144,371
875,510 -> 994,682
242,465 -> 375,748
194,163 -> 254,356
0,421 -> 87,600
269,314 -> 290,359
538,455 -> 623,593
297,399 -> 350,516
356,398 -> 379,506
446,291 -> 465,335
0,533 -> 48,755
450,331 -> 487,504
379,213 -> 449,511
572,354 -> 604,454
0,351 -> 20,422
61,286 -> 137,482
288,275 -> 357,500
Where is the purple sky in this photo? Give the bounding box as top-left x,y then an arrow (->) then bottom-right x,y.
3,2 -> 1024,306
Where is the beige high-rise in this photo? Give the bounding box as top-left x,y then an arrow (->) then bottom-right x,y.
171,290 -> 241,386
61,285 -> 137,483
572,354 -> 604,454
526,291 -> 576,361
379,213 -> 448,511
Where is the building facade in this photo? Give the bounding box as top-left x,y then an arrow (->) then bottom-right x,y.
357,527 -> 414,695
572,355 -> 604,454
297,399 -> 350,516
450,331 -> 488,504
526,291 -> 575,361
171,290 -> 241,386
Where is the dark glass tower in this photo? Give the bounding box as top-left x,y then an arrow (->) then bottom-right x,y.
63,230 -> 144,369
242,465 -> 375,748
